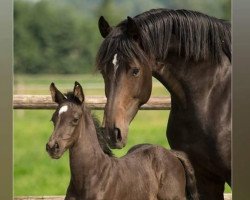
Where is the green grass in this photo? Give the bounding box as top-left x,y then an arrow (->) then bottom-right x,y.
14,74 -> 231,195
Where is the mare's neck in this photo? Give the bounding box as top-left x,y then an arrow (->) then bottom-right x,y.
69,108 -> 110,189
152,54 -> 231,113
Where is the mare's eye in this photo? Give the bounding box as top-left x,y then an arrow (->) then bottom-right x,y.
132,68 -> 140,77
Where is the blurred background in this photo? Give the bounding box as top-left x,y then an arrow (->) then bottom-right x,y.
14,0 -> 231,75
14,0 -> 231,196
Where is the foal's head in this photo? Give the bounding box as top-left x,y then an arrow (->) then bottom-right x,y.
46,82 -> 85,159
97,17 -> 152,148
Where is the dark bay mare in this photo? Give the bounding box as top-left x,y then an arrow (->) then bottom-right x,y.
46,82 -> 199,200
96,9 -> 231,200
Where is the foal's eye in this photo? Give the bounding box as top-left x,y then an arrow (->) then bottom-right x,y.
132,68 -> 140,77
72,118 -> 79,125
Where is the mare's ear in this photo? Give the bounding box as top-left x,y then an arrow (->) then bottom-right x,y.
98,16 -> 112,38
73,81 -> 85,103
126,16 -> 140,40
50,82 -> 66,104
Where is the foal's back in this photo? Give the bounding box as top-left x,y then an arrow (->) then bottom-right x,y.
110,145 -> 187,200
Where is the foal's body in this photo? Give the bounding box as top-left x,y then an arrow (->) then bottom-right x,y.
67,130 -> 185,200
46,82 -> 198,200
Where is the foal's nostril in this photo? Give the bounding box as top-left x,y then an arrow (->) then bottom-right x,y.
114,128 -> 122,142
54,142 -> 59,149
46,141 -> 59,152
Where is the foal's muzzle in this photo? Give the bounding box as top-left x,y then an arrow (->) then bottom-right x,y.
46,140 -> 61,158
46,141 -> 59,151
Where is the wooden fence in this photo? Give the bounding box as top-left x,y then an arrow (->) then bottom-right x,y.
13,94 -> 231,200
13,95 -> 171,110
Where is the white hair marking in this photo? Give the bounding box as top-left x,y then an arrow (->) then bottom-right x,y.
59,105 -> 68,115
112,54 -> 119,75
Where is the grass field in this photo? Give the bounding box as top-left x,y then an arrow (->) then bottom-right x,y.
14,74 -> 231,195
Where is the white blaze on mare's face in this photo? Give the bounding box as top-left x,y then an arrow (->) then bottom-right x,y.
59,105 -> 68,116
112,53 -> 119,75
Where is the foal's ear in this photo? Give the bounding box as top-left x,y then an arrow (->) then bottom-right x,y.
98,16 -> 112,38
126,16 -> 140,40
50,82 -> 66,104
73,81 -> 85,103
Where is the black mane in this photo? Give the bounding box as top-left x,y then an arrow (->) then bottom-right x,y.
97,9 -> 231,68
64,92 -> 113,157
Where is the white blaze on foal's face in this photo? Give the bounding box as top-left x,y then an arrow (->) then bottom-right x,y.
112,53 -> 119,75
59,105 -> 68,116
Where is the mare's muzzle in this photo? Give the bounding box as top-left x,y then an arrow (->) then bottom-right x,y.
103,127 -> 125,149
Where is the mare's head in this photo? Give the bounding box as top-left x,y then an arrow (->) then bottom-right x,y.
97,10 -> 231,149
46,82 -> 85,159
97,16 -> 152,148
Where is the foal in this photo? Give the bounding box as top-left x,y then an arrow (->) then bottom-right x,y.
46,82 -> 199,200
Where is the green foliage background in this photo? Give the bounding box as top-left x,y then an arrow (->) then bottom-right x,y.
14,0 -> 231,74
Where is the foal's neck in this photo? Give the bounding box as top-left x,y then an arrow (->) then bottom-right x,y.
69,107 -> 109,182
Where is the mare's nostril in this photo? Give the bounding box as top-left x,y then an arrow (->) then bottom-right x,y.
114,128 -> 122,142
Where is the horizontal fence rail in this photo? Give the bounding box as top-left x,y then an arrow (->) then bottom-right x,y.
14,194 -> 233,200
13,95 -> 171,110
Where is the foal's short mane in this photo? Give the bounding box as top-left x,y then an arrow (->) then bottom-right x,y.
64,92 -> 113,156
96,9 -> 231,69
64,92 -> 82,105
